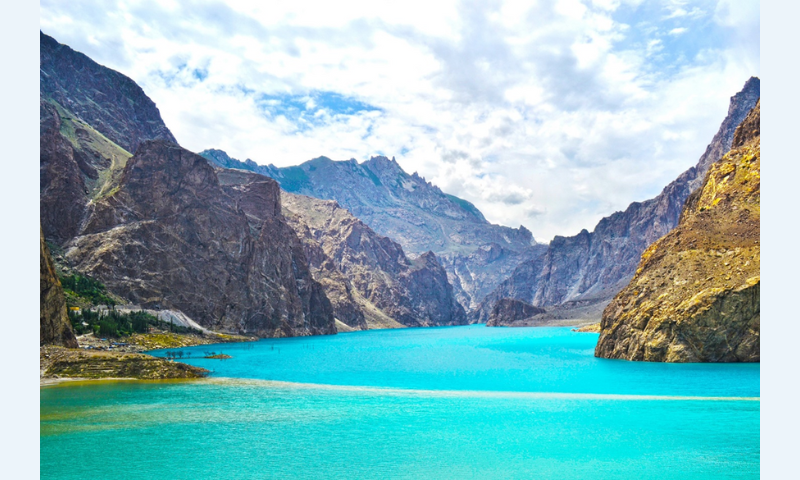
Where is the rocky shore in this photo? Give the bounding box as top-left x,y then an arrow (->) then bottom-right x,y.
40,345 -> 209,385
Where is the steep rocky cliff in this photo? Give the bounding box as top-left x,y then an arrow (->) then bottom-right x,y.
595,101 -> 760,362
40,227 -> 78,348
200,149 -> 542,310
64,141 -> 336,338
40,32 -> 176,153
40,32 -> 175,244
475,77 -> 760,324
280,192 -> 467,328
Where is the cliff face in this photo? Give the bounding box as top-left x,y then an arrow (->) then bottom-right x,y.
40,227 -> 78,348
64,141 -> 336,338
280,192 -> 467,328
200,149 -> 541,310
475,77 -> 760,324
40,32 -> 176,153
595,101 -> 760,362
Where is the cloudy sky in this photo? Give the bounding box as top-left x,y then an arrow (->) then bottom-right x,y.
40,0 -> 759,241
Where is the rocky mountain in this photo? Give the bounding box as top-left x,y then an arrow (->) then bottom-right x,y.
279,191 -> 467,330
40,227 -> 78,348
63,141 -> 336,337
40,34 -> 335,338
40,31 -> 175,244
595,101 -> 760,362
40,32 -> 176,153
200,149 -> 543,310
474,77 -> 760,325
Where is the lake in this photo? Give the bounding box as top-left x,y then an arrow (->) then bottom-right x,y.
40,325 -> 759,479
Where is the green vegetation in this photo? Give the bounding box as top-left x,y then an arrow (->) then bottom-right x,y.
68,308 -> 203,338
60,273 -> 117,307
45,97 -> 132,200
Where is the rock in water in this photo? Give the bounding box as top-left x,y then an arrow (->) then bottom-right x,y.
595,101 -> 760,362
65,141 -> 336,338
486,298 -> 546,327
40,227 -> 78,348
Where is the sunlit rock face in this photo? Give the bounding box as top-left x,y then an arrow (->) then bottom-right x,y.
595,101 -> 760,363
473,77 -> 761,325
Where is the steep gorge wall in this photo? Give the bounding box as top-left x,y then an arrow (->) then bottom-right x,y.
595,101 -> 760,362
475,77 -> 760,324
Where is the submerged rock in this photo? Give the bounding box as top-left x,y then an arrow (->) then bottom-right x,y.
595,101 -> 760,362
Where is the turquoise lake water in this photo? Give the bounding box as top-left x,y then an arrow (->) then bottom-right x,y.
41,325 -> 759,479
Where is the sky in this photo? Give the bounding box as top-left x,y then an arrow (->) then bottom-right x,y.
40,0 -> 759,241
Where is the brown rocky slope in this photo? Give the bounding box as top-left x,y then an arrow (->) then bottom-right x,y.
40,227 -> 78,348
594,101 -> 760,362
64,141 -> 336,338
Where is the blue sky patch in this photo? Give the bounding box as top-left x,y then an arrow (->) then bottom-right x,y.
255,91 -> 381,131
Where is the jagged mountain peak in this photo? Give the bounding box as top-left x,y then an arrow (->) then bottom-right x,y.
198,147 -> 543,309
40,31 -> 177,154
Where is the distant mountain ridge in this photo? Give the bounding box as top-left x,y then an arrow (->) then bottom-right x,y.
200,149 -> 544,310
474,77 -> 760,324
280,191 -> 467,330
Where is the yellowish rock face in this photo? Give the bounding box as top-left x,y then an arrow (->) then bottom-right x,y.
595,101 -> 760,362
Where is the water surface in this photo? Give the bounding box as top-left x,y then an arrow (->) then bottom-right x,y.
41,325 -> 759,479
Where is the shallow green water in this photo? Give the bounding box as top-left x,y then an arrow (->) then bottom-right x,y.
41,326 -> 759,479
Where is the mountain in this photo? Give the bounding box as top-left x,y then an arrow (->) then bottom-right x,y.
279,191 -> 467,329
40,32 -> 176,153
595,101 -> 760,362
64,141 -> 336,337
40,34 -> 336,338
473,77 -> 761,324
40,227 -> 78,348
199,149 -> 543,310
40,32 -> 177,244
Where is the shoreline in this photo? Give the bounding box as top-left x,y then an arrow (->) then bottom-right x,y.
40,375 -> 761,401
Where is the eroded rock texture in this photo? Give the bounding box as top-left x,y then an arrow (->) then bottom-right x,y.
201,149 -> 543,310
65,142 -> 336,338
595,101 -> 760,362
40,227 -> 78,348
40,31 -> 176,153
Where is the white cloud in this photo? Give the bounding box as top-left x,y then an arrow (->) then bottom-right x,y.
40,0 -> 759,241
